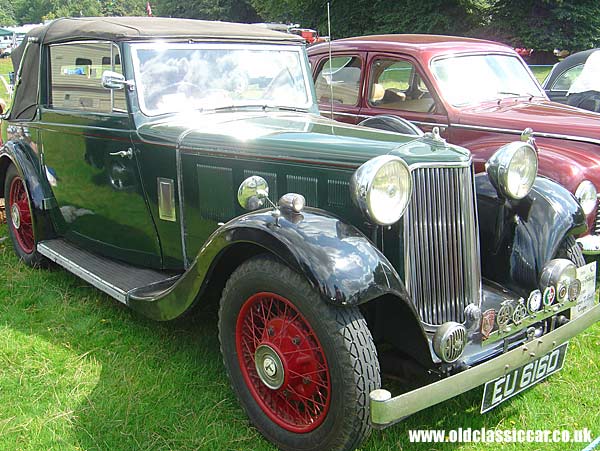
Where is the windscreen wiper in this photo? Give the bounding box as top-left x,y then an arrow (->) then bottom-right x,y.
212,104 -> 308,113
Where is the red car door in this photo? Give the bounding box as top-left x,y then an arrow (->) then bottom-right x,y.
360,52 -> 450,136
312,51 -> 367,125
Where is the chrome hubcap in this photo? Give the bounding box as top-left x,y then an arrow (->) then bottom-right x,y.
255,344 -> 284,390
263,357 -> 277,377
11,203 -> 20,229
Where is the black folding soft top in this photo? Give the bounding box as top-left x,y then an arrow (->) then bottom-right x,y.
9,17 -> 303,120
543,48 -> 599,90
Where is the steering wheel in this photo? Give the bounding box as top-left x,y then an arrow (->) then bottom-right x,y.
416,89 -> 429,100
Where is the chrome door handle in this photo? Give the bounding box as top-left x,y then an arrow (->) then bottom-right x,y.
109,148 -> 134,159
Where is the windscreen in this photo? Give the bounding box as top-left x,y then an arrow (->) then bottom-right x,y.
132,43 -> 312,116
431,54 -> 544,106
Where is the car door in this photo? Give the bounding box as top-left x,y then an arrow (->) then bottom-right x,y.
360,53 -> 449,134
313,53 -> 367,125
39,40 -> 162,268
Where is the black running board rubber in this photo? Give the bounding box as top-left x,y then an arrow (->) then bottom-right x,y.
38,239 -> 180,304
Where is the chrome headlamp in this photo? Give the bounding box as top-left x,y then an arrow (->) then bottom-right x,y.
351,155 -> 412,226
486,142 -> 538,200
575,180 -> 597,215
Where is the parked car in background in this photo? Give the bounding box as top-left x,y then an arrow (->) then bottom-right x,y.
543,48 -> 600,113
253,22 -> 326,45
514,47 -> 533,58
0,45 -> 12,58
289,27 -> 328,45
308,35 -> 600,255
1,19 -> 599,451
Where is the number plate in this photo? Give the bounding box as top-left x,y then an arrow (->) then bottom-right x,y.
481,342 -> 569,413
572,261 -> 597,320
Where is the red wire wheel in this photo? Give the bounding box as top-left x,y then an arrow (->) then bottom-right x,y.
235,292 -> 331,433
8,176 -> 35,254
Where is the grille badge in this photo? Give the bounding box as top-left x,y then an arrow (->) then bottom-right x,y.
481,309 -> 496,339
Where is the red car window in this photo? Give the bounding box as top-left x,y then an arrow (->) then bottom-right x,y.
314,56 -> 362,106
369,58 -> 436,113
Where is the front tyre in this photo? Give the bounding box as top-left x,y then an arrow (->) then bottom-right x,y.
555,235 -> 585,267
219,256 -> 380,451
4,164 -> 45,266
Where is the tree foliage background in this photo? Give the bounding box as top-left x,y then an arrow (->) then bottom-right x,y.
1,0 -> 599,53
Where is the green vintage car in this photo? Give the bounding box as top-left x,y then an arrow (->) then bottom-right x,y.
1,17 -> 599,451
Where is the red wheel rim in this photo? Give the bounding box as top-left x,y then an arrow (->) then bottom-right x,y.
236,292 -> 331,433
9,177 -> 35,254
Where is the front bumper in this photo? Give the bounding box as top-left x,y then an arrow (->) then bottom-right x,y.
577,234 -> 600,255
370,302 -> 600,428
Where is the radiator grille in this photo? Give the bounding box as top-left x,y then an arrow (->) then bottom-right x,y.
595,204 -> 600,234
404,165 -> 481,325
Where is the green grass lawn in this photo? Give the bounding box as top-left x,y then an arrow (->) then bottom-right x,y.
530,65 -> 553,85
0,220 -> 598,450
0,58 -> 13,102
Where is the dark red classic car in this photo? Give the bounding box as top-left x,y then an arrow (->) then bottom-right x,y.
308,35 -> 600,254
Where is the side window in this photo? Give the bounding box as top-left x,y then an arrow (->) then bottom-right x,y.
314,56 -> 362,106
369,58 -> 436,113
49,42 -> 126,113
551,65 -> 584,91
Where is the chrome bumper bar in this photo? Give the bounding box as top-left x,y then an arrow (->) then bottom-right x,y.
370,303 -> 600,428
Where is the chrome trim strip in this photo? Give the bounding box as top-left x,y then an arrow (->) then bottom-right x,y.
411,120 -> 449,128
320,110 -> 370,120
37,242 -> 127,304
408,160 -> 471,170
370,302 -> 600,427
176,129 -> 194,269
469,165 -> 482,308
451,123 -> 600,146
15,40 -> 32,88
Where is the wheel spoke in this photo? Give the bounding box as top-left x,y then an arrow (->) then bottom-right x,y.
287,366 -> 328,378
287,369 -> 329,390
287,384 -> 327,409
235,292 -> 331,432
276,312 -> 300,346
248,309 -> 262,347
242,328 -> 259,350
9,176 -> 36,254
278,392 -> 311,423
241,336 -> 255,358
281,345 -> 325,356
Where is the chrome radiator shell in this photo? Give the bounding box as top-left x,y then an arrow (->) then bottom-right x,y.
403,162 -> 482,326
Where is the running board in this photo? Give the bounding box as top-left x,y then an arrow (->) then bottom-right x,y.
38,239 -> 180,304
